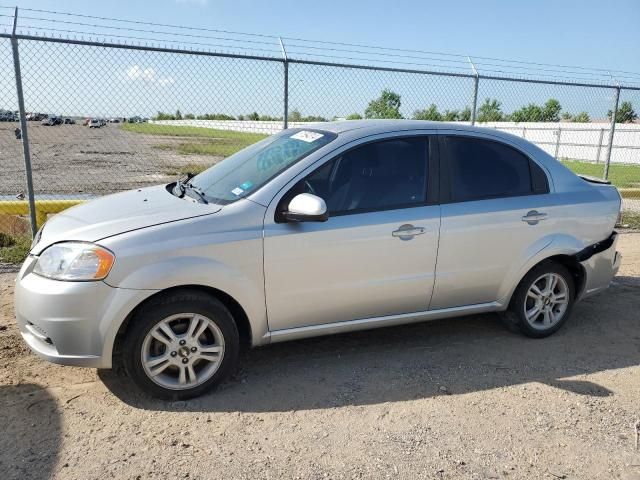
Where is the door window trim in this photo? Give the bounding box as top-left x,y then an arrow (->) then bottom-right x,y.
275,134 -> 440,221
438,134 -> 550,204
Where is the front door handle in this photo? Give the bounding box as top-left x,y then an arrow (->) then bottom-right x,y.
522,210 -> 548,224
392,224 -> 425,240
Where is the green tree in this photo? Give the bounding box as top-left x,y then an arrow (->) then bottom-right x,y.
288,110 -> 302,122
572,112 -> 590,123
301,115 -> 328,122
477,98 -> 504,122
458,106 -> 472,122
442,110 -> 459,121
509,98 -> 562,122
510,104 -> 544,122
175,109 -> 182,120
364,89 -> 402,119
247,112 -> 260,121
154,111 -> 175,120
561,112 -> 573,121
542,99 -> 561,122
608,101 -> 637,123
413,104 -> 442,121
346,113 -> 363,120
183,113 -> 195,120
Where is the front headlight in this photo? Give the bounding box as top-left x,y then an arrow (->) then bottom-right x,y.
33,242 -> 115,281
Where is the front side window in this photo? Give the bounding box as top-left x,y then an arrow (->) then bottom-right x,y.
288,137 -> 429,215
191,129 -> 336,204
444,136 -> 537,202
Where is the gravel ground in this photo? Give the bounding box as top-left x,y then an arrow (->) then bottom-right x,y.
1,234 -> 640,480
0,122 -> 220,198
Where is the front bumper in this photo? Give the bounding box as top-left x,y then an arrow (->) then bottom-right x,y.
578,232 -> 621,300
14,256 -> 156,368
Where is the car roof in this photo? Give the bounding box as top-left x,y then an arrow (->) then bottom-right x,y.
308,119 -> 527,143
310,119 -> 486,134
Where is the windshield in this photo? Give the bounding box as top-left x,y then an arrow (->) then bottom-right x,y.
189,128 -> 336,204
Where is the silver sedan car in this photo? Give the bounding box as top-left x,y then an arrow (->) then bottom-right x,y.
15,120 -> 621,399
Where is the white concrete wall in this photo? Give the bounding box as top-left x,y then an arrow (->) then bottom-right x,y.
151,120 -> 640,165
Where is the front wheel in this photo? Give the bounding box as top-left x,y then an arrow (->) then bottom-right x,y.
122,290 -> 239,400
503,261 -> 575,338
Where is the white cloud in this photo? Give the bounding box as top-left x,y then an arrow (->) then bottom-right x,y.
158,77 -> 176,86
126,65 -> 175,86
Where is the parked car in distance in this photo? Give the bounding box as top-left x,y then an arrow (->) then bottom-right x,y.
41,116 -> 60,126
88,119 -> 101,128
26,112 -> 45,121
64,118 -> 76,124
0,112 -> 17,121
15,121 -> 622,400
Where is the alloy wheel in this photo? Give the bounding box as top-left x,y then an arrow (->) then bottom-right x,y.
523,273 -> 569,330
141,313 -> 225,390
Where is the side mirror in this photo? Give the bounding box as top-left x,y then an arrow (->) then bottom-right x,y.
283,193 -> 329,222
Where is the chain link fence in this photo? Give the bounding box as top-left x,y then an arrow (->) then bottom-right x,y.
1,9 -> 640,247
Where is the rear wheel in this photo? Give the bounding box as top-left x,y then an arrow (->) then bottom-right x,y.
122,290 -> 239,400
504,261 -> 575,338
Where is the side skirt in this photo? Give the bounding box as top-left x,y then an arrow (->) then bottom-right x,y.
265,301 -> 503,344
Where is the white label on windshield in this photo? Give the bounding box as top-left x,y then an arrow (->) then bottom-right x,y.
291,130 -> 324,143
231,187 -> 244,196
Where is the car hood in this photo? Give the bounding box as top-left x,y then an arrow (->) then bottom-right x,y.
32,185 -> 221,254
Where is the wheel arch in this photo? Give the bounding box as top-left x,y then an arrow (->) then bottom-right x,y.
505,254 -> 586,309
111,285 -> 254,369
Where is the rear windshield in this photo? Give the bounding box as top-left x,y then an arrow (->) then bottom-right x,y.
191,128 -> 336,204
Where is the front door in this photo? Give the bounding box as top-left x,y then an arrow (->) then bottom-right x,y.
263,136 -> 441,331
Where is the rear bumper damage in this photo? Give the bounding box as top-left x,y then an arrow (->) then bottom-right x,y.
577,231 -> 621,300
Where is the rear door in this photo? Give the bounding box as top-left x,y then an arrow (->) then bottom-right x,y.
430,134 -> 552,310
263,134 -> 441,331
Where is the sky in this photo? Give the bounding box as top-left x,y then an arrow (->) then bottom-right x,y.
6,0 -> 638,74
1,0 -> 639,119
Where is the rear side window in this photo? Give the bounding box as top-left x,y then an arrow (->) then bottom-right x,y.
444,136 -> 546,202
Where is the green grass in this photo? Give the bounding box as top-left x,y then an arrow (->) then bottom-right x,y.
164,163 -> 212,176
121,122 -> 266,142
561,159 -> 640,189
122,123 -> 267,163
620,211 -> 640,229
0,235 -> 30,264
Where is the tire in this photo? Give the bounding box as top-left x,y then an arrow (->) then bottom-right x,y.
503,261 -> 575,338
122,289 -> 240,400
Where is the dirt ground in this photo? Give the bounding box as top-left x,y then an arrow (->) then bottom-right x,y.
0,122 -> 219,198
0,234 -> 639,480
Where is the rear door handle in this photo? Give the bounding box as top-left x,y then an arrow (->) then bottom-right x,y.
522,210 -> 547,224
392,224 -> 425,240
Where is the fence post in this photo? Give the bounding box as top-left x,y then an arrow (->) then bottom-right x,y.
554,128 -> 562,159
595,128 -> 605,163
10,7 -> 37,237
603,86 -> 620,180
468,56 -> 478,125
279,37 -> 289,130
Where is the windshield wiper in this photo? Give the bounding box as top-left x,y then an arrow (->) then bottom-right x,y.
172,173 -> 208,204
172,172 -> 193,198
185,182 -> 208,204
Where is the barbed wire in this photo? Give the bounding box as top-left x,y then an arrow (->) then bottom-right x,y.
0,4 -> 639,86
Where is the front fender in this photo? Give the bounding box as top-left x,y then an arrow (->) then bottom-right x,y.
104,255 -> 268,347
496,234 -> 585,307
